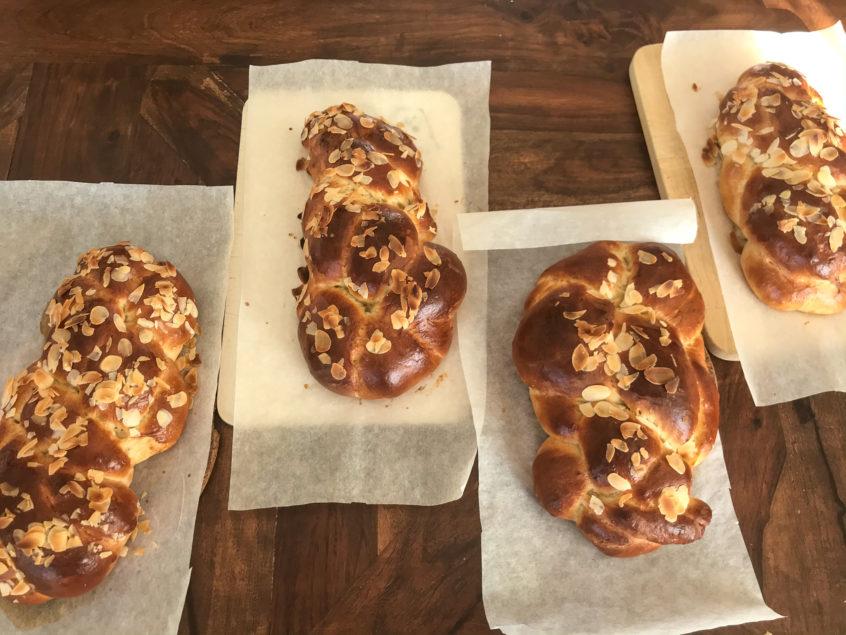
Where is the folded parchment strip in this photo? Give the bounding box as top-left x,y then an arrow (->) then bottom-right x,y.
0,181 -> 233,635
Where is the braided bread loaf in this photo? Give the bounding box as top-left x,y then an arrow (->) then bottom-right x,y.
0,243 -> 199,603
294,103 -> 467,399
711,62 -> 846,313
513,242 -> 719,557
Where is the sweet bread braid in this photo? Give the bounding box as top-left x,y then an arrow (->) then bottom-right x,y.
294,103 -> 467,399
709,62 -> 846,313
0,243 -> 200,603
512,242 -> 719,557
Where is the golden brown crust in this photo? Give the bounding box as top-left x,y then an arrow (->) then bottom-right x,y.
294,103 -> 466,399
0,243 -> 200,603
513,242 -> 719,557
713,62 -> 846,313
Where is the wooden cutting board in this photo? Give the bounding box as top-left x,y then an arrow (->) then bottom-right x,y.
629,43 -> 738,361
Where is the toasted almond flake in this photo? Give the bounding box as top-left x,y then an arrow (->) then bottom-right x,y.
423,245 -> 442,266
593,400 -> 612,418
793,225 -> 807,244
93,381 -> 119,404
610,438 -> 628,452
10,580 -> 30,596
606,353 -> 621,374
365,329 -> 392,355
48,457 -> 68,475
614,331 -> 634,352
157,410 -> 173,428
665,376 -> 680,394
388,235 -> 406,257
367,151 -> 388,165
820,146 -> 839,161
631,453 -> 642,468
830,226 -> 844,252
167,391 -> 188,408
317,353 -> 331,365
628,342 -> 646,366
90,306 -> 109,325
644,366 -> 674,385
666,453 -> 686,474
113,313 -> 127,333
588,495 -> 604,515
16,438 -> 38,459
563,310 -> 586,320
100,355 -> 122,373
582,384 -> 611,401
607,473 -> 631,491
605,443 -> 615,462
424,268 -> 440,289
578,402 -> 595,418
32,368 -> 54,390
608,403 -> 628,421
620,422 -> 639,439
330,362 -> 347,380
637,250 -> 657,265
372,260 -> 390,273
640,447 -> 649,458
314,330 -> 331,353
387,170 -> 401,189
632,353 -> 657,371
335,163 -> 355,177
818,165 -> 837,189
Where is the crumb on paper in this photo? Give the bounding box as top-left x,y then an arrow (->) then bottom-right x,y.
295,157 -> 307,171
435,373 -> 447,388
245,301 -> 250,307
692,82 -> 699,91
304,383 -> 309,389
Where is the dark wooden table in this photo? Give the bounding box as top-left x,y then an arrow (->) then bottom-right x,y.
2,1 -> 845,633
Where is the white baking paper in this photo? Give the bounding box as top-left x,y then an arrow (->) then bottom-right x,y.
662,23 -> 846,406
0,181 -> 233,634
462,199 -> 780,635
224,60 -> 490,509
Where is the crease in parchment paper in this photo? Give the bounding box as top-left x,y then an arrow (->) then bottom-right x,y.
662,23 -> 846,406
460,199 -> 780,635
226,60 -> 490,509
0,181 -> 233,635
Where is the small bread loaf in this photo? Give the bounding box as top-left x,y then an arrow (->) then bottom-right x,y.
712,62 -> 846,313
294,103 -> 466,399
0,243 -> 199,603
512,242 -> 718,557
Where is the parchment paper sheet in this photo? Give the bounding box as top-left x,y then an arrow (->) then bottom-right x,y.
662,23 -> 846,406
0,181 -> 233,634
226,60 -> 489,509
463,200 -> 780,635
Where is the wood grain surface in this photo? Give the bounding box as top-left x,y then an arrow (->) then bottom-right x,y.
0,1 -> 844,633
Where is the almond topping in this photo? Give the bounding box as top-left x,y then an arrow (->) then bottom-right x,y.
637,250 -> 657,265
581,385 -> 611,402
607,473 -> 631,491
666,453 -> 686,474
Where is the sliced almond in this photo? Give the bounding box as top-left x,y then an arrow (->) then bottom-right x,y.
666,453 -> 686,474
607,473 -> 631,491
644,366 -> 674,385
581,384 -> 611,402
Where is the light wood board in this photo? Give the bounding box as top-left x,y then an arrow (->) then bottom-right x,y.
630,43 -> 739,361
